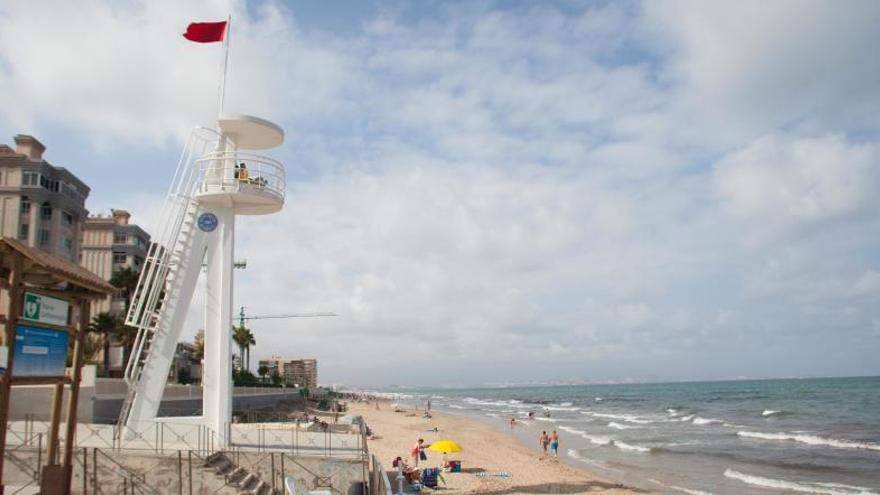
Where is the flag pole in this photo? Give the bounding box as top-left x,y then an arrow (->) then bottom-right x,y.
218,14 -> 231,118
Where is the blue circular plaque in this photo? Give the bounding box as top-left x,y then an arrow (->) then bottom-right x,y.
197,212 -> 218,232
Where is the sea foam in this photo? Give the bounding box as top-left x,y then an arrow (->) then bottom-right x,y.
613,441 -> 651,453
692,416 -> 722,426
737,431 -> 880,452
607,422 -> 631,430
724,469 -> 877,495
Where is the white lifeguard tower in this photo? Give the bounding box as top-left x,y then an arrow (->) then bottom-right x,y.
118,114 -> 285,445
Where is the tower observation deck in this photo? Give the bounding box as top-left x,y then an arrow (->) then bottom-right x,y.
196,114 -> 286,214
118,114 -> 285,445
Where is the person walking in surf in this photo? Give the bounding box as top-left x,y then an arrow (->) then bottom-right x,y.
539,431 -> 550,456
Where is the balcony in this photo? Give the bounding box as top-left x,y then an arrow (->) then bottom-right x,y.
194,151 -> 285,215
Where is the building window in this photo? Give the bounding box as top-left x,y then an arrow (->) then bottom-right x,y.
60,236 -> 73,252
19,224 -> 29,241
113,252 -> 127,264
62,211 -> 74,226
40,203 -> 52,221
40,175 -> 59,192
22,172 -> 39,186
114,233 -> 128,244
39,229 -> 50,247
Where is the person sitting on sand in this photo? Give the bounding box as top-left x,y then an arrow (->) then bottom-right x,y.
539,431 -> 550,455
411,438 -> 430,467
549,430 -> 559,458
393,456 -> 420,483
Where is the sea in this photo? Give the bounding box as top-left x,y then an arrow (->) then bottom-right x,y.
378,376 -> 880,494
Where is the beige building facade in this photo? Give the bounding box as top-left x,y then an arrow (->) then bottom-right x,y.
258,355 -> 318,389
80,209 -> 150,315
0,135 -> 90,261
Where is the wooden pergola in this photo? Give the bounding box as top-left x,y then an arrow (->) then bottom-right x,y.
0,237 -> 115,495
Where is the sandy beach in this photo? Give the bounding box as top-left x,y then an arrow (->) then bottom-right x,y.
348,400 -> 644,494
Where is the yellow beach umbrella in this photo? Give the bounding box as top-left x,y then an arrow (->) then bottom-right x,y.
428,439 -> 463,454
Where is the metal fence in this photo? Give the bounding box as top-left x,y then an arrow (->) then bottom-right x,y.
7,417 -> 364,458
3,418 -> 373,495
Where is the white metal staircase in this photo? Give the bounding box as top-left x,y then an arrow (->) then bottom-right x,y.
117,128 -> 226,431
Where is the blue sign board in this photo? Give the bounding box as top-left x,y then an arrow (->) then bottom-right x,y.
198,212 -> 218,232
13,324 -> 69,377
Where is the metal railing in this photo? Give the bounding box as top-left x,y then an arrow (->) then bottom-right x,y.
4,419 -> 374,494
7,419 -> 364,459
195,150 -> 286,202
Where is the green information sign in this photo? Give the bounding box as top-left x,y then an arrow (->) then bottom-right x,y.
22,292 -> 69,327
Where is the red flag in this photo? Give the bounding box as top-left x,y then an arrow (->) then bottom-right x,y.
183,21 -> 227,43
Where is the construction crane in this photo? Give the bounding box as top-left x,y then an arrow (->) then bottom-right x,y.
237,306 -> 336,328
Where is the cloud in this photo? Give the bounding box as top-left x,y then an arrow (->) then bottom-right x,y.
714,134 -> 879,239
0,0 -> 354,147
1,0 -> 879,384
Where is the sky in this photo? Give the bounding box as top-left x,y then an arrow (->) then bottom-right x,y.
1,0 -> 879,387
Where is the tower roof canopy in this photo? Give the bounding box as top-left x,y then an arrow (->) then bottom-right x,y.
217,114 -> 284,150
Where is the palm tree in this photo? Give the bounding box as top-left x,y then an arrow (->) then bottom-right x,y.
115,324 -> 138,372
109,266 -> 140,313
232,325 -> 249,371
257,365 -> 269,383
243,327 -> 256,370
88,312 -> 123,375
193,329 -> 205,360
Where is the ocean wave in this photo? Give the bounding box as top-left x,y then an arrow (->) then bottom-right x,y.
669,485 -> 713,495
666,408 -> 678,415
762,409 -> 788,417
595,397 -> 603,402
559,402 -> 573,407
613,441 -> 651,453
558,426 -> 586,436
737,431 -> 880,452
692,416 -> 722,426
484,413 -> 498,417
583,434 -> 613,446
586,412 -> 655,424
724,469 -> 877,495
545,406 -> 581,411
447,405 -> 466,409
534,417 -> 557,423
607,422 -> 631,430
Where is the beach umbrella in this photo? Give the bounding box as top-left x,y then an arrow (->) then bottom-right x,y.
428,439 -> 463,454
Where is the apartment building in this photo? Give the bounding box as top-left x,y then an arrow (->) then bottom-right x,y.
0,135 -> 90,261
258,355 -> 318,389
80,209 -> 151,315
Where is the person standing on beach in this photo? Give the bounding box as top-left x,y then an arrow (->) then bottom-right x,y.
539,431 -> 550,456
549,430 -> 559,458
510,417 -> 516,429
411,438 -> 429,466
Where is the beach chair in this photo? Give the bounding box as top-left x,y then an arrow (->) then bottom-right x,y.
420,468 -> 439,488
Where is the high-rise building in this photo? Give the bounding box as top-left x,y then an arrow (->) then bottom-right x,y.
80,209 -> 151,315
258,355 -> 318,389
0,135 -> 90,261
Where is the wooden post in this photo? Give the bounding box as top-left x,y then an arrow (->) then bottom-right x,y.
63,300 -> 90,469
0,254 -> 23,494
46,383 -> 65,466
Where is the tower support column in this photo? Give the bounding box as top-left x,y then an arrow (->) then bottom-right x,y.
202,205 -> 235,447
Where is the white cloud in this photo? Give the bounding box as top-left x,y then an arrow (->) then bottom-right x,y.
0,0 -> 354,147
714,134 -> 879,238
2,0 -> 879,384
